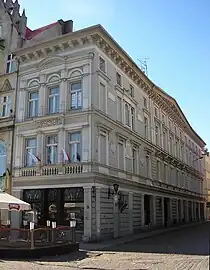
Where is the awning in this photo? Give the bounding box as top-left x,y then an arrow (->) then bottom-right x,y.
0,192 -> 31,211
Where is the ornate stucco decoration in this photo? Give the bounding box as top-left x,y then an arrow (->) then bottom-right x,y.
35,117 -> 63,128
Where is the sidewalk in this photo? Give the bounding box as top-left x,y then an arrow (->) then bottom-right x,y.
80,221 -> 206,251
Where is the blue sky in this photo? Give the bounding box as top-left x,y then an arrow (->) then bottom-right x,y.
19,0 -> 210,147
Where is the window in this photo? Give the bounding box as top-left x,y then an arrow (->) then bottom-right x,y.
6,54 -> 15,73
70,81 -> 82,109
0,25 -> 3,39
99,57 -> 106,73
164,164 -> 167,182
48,87 -> 59,114
180,144 -> 183,160
125,103 -> 130,126
186,149 -> 188,164
99,82 -> 106,112
131,107 -> 135,130
99,130 -> 107,165
69,132 -> 81,163
46,135 -> 58,164
144,117 -> 148,138
169,136 -> 173,155
156,160 -> 160,181
163,129 -> 167,150
155,125 -> 159,145
118,138 -> 124,170
129,84 -> 134,97
0,95 -> 11,117
0,141 -> 6,177
25,138 -> 37,167
162,114 -> 165,124
116,72 -> 122,86
145,154 -> 150,178
143,97 -> 147,108
169,120 -> 172,130
154,107 -> 158,117
117,96 -> 122,122
28,92 -> 39,118
132,148 -> 138,173
176,170 -> 179,186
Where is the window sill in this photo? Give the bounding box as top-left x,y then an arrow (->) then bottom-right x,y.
96,69 -> 111,82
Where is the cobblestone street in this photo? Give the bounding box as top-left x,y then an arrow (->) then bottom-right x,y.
0,223 -> 209,270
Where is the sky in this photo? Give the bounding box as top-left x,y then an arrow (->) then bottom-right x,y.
18,0 -> 210,147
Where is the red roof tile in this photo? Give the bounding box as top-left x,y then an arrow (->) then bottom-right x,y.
25,22 -> 57,40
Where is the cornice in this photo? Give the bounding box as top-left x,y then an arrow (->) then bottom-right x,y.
13,24 -> 205,147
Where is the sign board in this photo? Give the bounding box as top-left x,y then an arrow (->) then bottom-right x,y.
9,203 -> 20,211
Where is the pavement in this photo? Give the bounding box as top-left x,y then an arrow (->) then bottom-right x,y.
80,221 -> 206,251
0,221 -> 209,269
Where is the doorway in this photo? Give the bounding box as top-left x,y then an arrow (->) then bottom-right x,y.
164,198 -> 169,227
144,195 -> 151,226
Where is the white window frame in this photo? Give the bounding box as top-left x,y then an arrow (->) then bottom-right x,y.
46,135 -> 58,165
145,153 -> 151,178
28,91 -> 39,118
116,71 -> 122,87
0,25 -> 3,39
156,159 -> 160,181
70,80 -> 82,109
143,97 -> 147,109
164,163 -> 168,183
25,138 -> 37,167
155,124 -> 160,146
131,107 -> 135,130
48,86 -> 60,114
118,137 -> 125,170
144,116 -> 148,139
99,56 -> 106,73
99,81 -> 107,113
0,95 -> 11,117
132,145 -> 138,174
69,132 -> 82,163
6,54 -> 15,74
98,129 -> 108,165
124,102 -> 130,127
117,96 -> 122,122
129,84 -> 134,97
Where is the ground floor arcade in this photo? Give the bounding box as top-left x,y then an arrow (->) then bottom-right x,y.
10,183 -> 205,242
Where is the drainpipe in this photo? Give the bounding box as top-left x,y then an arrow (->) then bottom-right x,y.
7,57 -> 20,195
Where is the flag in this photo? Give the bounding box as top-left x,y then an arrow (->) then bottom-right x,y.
62,149 -> 70,162
28,151 -> 41,164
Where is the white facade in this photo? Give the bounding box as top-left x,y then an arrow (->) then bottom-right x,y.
11,24 -> 206,241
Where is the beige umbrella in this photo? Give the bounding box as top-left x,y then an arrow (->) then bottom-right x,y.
0,192 -> 31,211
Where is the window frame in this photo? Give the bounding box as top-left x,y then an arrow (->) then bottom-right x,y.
28,91 -> 39,118
118,137 -> 125,170
99,56 -> 106,73
48,86 -> 60,114
69,131 -> 82,163
6,54 -> 15,74
25,137 -> 37,167
116,71 -> 122,87
69,80 -> 82,110
0,95 -> 12,117
46,134 -> 58,165
98,129 -> 108,165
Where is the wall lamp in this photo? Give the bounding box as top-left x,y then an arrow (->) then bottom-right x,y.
108,183 -> 120,199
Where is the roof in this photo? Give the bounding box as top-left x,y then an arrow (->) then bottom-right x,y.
25,22 -> 57,40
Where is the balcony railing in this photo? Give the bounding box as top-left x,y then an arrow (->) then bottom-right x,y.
19,163 -> 86,177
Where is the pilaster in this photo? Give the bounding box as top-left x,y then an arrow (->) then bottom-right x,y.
60,69 -> 68,113
95,187 -> 101,240
152,195 -> 156,227
161,197 -> 165,226
198,202 -> 201,220
128,192 -> 133,234
83,187 -> 92,241
140,194 -> 145,228
58,128 -> 65,163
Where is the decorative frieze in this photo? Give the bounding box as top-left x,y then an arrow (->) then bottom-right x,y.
35,117 -> 63,128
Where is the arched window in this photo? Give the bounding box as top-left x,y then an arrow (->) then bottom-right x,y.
0,141 -> 6,176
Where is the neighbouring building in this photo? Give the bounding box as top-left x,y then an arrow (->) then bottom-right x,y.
204,155 -> 210,219
11,19 -> 206,241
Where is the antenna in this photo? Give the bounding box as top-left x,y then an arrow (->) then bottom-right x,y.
137,58 -> 149,76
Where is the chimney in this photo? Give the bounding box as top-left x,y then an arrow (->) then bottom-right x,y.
62,20 -> 73,34
19,8 -> 27,39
